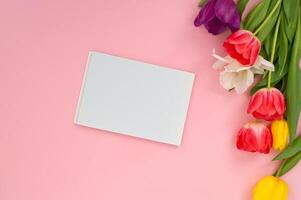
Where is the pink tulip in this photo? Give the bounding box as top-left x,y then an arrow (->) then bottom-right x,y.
223,30 -> 261,66
236,121 -> 272,154
247,88 -> 286,121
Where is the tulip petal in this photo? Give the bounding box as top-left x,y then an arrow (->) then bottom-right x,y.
256,90 -> 269,114
272,89 -> 286,115
280,180 -> 289,200
253,176 -> 277,200
267,91 -> 276,115
242,39 -> 257,60
250,39 -> 261,65
237,128 -> 257,152
243,129 -> 258,152
247,90 -> 264,114
248,88 -> 286,121
194,0 -> 217,27
227,31 -> 253,45
242,45 -> 252,59
258,56 -> 275,71
215,0 -> 240,31
204,17 -> 228,35
237,122 -> 272,153
227,30 -> 245,40
253,176 -> 288,200
234,43 -> 249,54
233,70 -> 254,94
219,71 -> 235,90
272,178 -> 288,200
212,51 -> 267,94
224,64 -> 250,72
271,120 -> 289,151
258,127 -> 272,153
252,56 -> 274,74
224,30 -> 261,66
251,65 -> 265,74
212,53 -> 231,69
212,59 -> 227,70
228,15 -> 240,32
223,42 -> 250,65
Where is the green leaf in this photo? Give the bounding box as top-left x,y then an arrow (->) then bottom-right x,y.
277,11 -> 289,78
283,0 -> 299,42
237,0 -> 250,16
284,17 -> 298,44
257,4 -> 281,42
280,75 -> 288,93
244,0 -> 271,31
274,135 -> 301,160
283,0 -> 299,21
286,9 -> 301,141
251,8 -> 294,95
260,46 -> 268,59
250,77 -> 267,95
277,152 -> 301,177
263,31 -> 273,58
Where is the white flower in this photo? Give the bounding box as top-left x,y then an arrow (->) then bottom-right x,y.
212,50 -> 274,94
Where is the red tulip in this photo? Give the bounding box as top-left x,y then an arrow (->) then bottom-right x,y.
223,30 -> 261,66
236,121 -> 272,154
247,88 -> 286,121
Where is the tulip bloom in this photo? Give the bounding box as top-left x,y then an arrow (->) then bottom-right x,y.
253,176 -> 288,200
236,121 -> 272,154
194,0 -> 240,35
212,51 -> 274,94
271,120 -> 289,151
223,30 -> 261,66
247,88 -> 286,121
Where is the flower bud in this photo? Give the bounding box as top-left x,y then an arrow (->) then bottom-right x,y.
236,121 -> 272,154
253,176 -> 288,200
194,0 -> 240,35
271,120 -> 289,151
223,30 -> 261,65
247,88 -> 286,121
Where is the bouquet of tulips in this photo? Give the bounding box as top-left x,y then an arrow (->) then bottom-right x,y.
194,0 -> 301,199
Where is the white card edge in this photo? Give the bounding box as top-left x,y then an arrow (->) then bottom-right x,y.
74,52 -> 93,124
76,121 -> 182,146
175,74 -> 195,146
89,51 -> 195,77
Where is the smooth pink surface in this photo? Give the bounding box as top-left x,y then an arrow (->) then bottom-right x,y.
0,0 -> 300,200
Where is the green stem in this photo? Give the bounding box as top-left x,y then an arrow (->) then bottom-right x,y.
267,14 -> 281,88
267,71 -> 272,88
253,0 -> 282,35
275,160 -> 286,177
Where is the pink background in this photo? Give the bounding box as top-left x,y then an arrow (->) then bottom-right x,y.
0,0 -> 300,199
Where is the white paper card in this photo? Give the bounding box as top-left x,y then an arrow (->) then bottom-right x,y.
75,51 -> 195,145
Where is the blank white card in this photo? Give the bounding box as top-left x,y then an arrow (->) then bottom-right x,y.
75,52 -> 195,145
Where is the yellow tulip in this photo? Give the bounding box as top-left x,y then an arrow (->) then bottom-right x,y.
253,176 -> 288,200
271,120 -> 289,151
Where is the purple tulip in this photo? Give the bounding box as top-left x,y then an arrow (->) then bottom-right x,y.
194,0 -> 240,35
